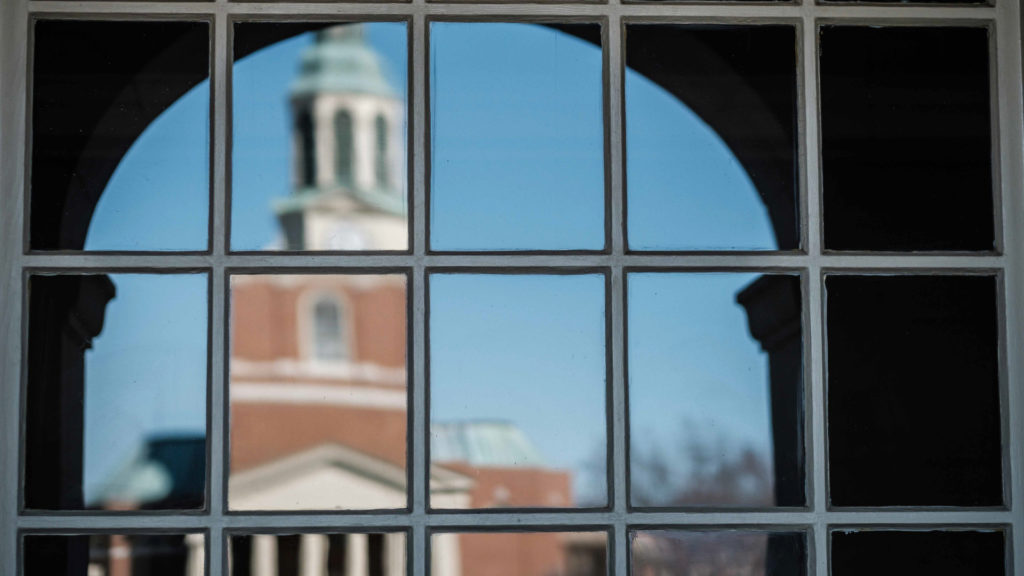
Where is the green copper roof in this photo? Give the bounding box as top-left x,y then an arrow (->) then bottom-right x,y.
431,421 -> 547,468
291,24 -> 397,99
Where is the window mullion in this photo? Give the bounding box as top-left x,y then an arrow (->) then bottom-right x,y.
0,0 -> 29,572
606,13 -> 630,576
993,1 -> 1024,575
800,9 -> 829,576
209,9 -> 230,576
412,10 -> 429,576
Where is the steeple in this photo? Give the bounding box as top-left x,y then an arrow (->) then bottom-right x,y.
276,23 -> 407,251
291,25 -> 397,100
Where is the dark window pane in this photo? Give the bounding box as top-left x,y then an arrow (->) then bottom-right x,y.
231,22 -> 408,252
831,531 -> 1005,576
31,20 -> 210,251
820,26 -> 993,251
25,274 -> 208,511
625,25 -> 798,251
826,275 -> 1002,506
430,274 -> 607,508
229,532 -> 405,576
628,274 -> 804,507
429,23 -> 605,251
432,532 -> 606,576
631,530 -> 806,576
229,274 -> 407,511
24,533 -> 204,576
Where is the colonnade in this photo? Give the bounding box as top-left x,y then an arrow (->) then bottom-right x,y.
245,532 -> 405,576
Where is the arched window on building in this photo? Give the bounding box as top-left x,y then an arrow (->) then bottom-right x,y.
297,109 -> 316,188
374,113 -> 388,188
334,110 -> 353,185
313,297 -> 346,360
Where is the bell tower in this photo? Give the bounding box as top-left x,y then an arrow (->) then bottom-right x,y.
277,24 -> 406,251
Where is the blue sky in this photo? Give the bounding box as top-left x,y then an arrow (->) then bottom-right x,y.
80,23 -> 778,506
83,274 -> 207,504
430,24 -> 605,251
627,273 -> 776,496
430,274 -> 608,503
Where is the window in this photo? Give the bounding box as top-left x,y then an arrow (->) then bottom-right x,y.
336,110 -> 355,186
1,1 -> 1023,576
375,114 -> 389,189
313,297 -> 348,361
297,109 -> 317,189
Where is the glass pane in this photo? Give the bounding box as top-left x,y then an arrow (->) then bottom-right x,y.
831,531 -> 1005,576
431,532 -> 606,576
631,530 -> 806,576
25,274 -> 207,510
31,20 -> 209,251
24,533 -> 205,576
826,275 -> 1002,506
232,22 -> 408,252
429,274 -> 607,508
628,273 -> 804,507
820,26 -> 993,251
429,23 -> 605,251
625,25 -> 798,251
229,274 -> 407,510
229,532 -> 405,576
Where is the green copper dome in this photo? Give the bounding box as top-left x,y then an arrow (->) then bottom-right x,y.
291,24 -> 397,99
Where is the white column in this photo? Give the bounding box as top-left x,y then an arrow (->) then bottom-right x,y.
384,533 -> 405,576
431,533 -> 461,576
252,535 -> 278,576
300,533 -> 329,576
344,533 -> 369,576
185,533 -> 205,576
314,96 -> 334,189
354,101 -> 375,191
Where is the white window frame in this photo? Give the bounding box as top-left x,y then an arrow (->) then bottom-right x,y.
1,0 -> 1023,575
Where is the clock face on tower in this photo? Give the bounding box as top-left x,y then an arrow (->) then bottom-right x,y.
323,221 -> 369,251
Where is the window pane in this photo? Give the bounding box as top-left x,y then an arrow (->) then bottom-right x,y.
831,531 -> 1005,576
631,530 -> 806,576
820,26 -> 994,251
826,275 -> 1002,506
25,274 -> 208,510
431,532 -> 606,576
232,22 -> 408,252
229,532 -> 405,576
24,533 -> 205,576
429,23 -> 605,251
628,273 -> 804,507
229,274 -> 407,510
625,25 -> 798,251
429,274 -> 607,508
31,20 -> 210,251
